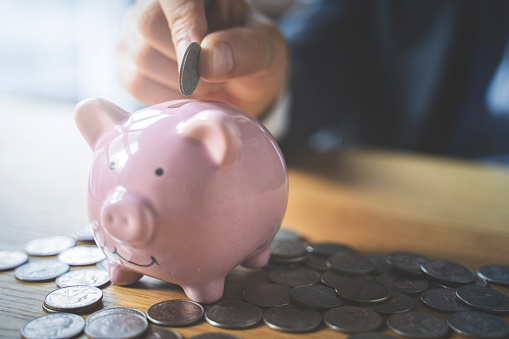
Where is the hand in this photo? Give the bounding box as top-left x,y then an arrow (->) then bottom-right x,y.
117,0 -> 288,117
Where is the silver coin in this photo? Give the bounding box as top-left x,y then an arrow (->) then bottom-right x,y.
324,306 -> 383,333
44,285 -> 103,312
179,42 -> 200,96
364,292 -> 414,315
447,311 -> 509,339
56,268 -> 110,288
456,285 -> 509,313
58,245 -> 105,265
204,301 -> 262,329
73,224 -> 95,242
347,332 -> 399,339
421,259 -> 475,285
25,236 -> 76,256
85,308 -> 148,339
147,299 -> 204,326
268,267 -> 320,287
0,250 -> 29,270
96,258 -> 109,270
142,327 -> 183,339
326,252 -> 375,275
263,304 -> 322,333
290,285 -> 344,309
305,242 -> 353,256
242,283 -> 291,308
420,288 -> 470,312
335,279 -> 391,304
369,253 -> 391,275
478,264 -> 509,286
273,228 -> 301,240
375,271 -> 429,294
303,253 -> 329,271
21,313 -> 85,339
321,270 -> 372,288
386,251 -> 429,276
15,260 -> 70,281
269,253 -> 307,264
188,333 -> 241,339
387,311 -> 449,339
270,238 -> 307,259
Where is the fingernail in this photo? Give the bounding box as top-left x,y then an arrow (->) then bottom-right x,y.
213,42 -> 233,77
177,39 -> 190,68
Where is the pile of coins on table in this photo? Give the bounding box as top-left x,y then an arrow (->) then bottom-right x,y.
2,226 -> 509,339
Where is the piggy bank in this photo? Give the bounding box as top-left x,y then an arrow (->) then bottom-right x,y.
74,98 -> 288,303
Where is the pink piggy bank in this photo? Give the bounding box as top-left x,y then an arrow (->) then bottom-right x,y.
74,98 -> 288,303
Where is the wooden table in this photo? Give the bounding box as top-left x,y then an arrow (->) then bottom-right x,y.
1,98 -> 509,338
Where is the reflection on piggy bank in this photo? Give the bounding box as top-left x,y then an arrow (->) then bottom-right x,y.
74,98 -> 288,303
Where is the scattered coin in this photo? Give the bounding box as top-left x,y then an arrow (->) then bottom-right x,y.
387,311 -> 449,339
56,268 -> 110,288
456,285 -> 509,313
58,245 -> 106,265
447,311 -> 509,339
85,307 -> 148,339
96,258 -> 109,270
386,251 -> 429,276
25,236 -> 76,256
44,285 -> 103,314
421,258 -> 475,286
369,253 -> 391,275
375,271 -> 429,294
320,270 -> 372,288
273,228 -> 301,240
188,333 -> 241,339
143,326 -> 183,339
0,250 -> 29,270
364,292 -> 414,315
420,288 -> 471,312
263,304 -> 322,333
347,332 -> 399,339
326,252 -> 375,275
303,253 -> 329,271
179,42 -> 201,96
205,301 -> 262,329
20,313 -> 85,339
242,283 -> 291,308
15,260 -> 70,282
477,264 -> 509,286
270,238 -> 307,259
73,224 -> 95,242
324,306 -> 383,333
290,285 -> 344,310
147,299 -> 204,326
472,275 -> 488,287
268,267 -> 320,287
305,242 -> 353,256
335,279 -> 391,304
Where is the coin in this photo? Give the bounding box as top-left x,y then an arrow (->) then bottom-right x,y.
302,253 -> 329,271
305,242 -> 353,256
290,285 -> 344,310
421,259 -> 475,286
189,333 -> 241,339
420,288 -> 470,312
270,238 -> 307,259
335,279 -> 391,304
25,236 -> 76,256
96,258 -> 108,270
85,307 -> 148,339
143,327 -> 183,339
147,299 -> 204,326
369,253 -> 391,275
73,224 -> 95,242
242,283 -> 291,308
347,332 -> 399,339
447,311 -> 509,339
204,301 -> 262,329
56,268 -> 110,288
179,42 -> 200,96
324,306 -> 383,333
456,285 -> 509,313
320,270 -> 372,288
21,313 -> 85,339
263,304 -> 322,333
386,251 -> 429,276
273,228 -> 301,240
387,311 -> 449,338
364,292 -> 414,315
268,267 -> 320,287
375,271 -> 429,294
44,285 -> 103,314
326,252 -> 375,275
477,264 -> 509,286
15,260 -> 70,281
58,245 -> 105,265
0,250 -> 29,270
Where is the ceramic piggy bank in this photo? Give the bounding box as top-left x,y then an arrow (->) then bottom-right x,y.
74,98 -> 288,303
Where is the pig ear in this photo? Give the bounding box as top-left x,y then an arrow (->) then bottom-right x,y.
74,98 -> 130,149
179,110 -> 241,168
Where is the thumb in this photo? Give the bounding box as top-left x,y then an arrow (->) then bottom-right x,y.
158,0 -> 208,67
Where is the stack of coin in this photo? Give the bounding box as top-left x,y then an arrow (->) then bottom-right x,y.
43,285 -> 103,314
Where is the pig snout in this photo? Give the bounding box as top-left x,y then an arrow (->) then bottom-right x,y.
101,187 -> 155,246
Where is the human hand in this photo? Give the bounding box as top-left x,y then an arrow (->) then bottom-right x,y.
117,0 -> 288,117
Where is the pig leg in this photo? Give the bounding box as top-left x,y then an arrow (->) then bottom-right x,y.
108,261 -> 143,285
241,245 -> 271,268
183,279 -> 225,304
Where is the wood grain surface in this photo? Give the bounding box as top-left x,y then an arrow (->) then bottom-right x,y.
1,98 -> 509,338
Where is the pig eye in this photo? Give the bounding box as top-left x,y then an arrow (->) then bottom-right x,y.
155,168 -> 164,176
